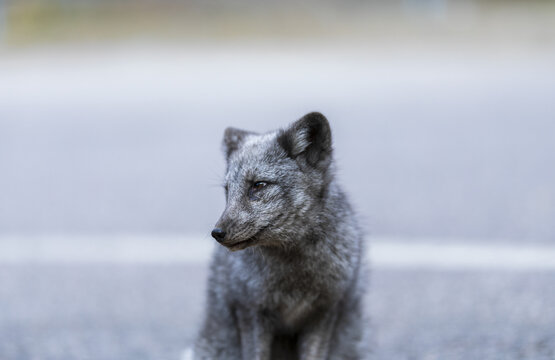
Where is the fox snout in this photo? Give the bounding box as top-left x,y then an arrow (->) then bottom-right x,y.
211,214 -> 261,251
211,228 -> 226,243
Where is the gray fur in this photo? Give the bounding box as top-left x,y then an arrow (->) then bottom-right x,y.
194,112 -> 366,360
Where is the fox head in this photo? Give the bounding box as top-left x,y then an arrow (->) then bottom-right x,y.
211,112 -> 334,251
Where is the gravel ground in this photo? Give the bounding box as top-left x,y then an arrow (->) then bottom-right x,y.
0,264 -> 554,360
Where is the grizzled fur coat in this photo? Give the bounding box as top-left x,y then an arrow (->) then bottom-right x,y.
194,112 -> 366,360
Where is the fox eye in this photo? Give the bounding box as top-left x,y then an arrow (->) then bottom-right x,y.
248,181 -> 268,200
252,181 -> 267,191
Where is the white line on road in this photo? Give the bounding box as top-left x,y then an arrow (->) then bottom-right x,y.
1,235 -> 554,270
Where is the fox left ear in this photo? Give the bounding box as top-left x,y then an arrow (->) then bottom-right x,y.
277,112 -> 332,169
223,127 -> 255,160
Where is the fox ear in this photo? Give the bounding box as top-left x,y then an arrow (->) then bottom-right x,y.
223,127 -> 254,160
277,112 -> 332,168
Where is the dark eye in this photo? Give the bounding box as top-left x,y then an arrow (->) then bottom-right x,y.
248,181 -> 268,200
252,181 -> 267,191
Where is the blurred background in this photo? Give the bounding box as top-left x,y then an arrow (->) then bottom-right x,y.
1,0 -> 555,359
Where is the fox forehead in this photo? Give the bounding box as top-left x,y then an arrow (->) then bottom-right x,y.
242,132 -> 277,148
225,132 -> 295,184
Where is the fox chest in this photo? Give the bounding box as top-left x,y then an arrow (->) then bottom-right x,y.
266,290 -> 322,330
244,270 -> 339,330
228,248 -> 350,329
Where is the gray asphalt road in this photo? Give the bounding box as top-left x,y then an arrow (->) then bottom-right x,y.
1,264 -> 554,360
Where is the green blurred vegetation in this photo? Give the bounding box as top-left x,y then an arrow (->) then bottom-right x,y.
3,0 -> 555,47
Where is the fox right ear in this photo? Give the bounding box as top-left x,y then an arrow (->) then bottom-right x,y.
223,127 -> 254,160
277,112 -> 332,170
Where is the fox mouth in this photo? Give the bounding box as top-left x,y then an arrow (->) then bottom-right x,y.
225,236 -> 258,251
223,222 -> 275,251
219,213 -> 284,251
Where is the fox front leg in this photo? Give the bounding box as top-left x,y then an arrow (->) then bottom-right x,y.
298,309 -> 338,360
235,308 -> 273,360
193,303 -> 242,360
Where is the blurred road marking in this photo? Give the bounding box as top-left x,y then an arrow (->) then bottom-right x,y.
1,235 -> 555,270
370,240 -> 555,270
181,348 -> 193,360
0,235 -> 215,265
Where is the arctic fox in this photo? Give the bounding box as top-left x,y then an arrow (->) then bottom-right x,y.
194,112 -> 365,360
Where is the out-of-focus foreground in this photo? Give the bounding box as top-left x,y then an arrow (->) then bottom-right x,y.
1,1 -> 555,359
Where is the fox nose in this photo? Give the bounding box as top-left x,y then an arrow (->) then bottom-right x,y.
211,228 -> 226,242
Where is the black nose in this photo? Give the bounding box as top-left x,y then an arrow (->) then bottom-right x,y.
211,228 -> 226,242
